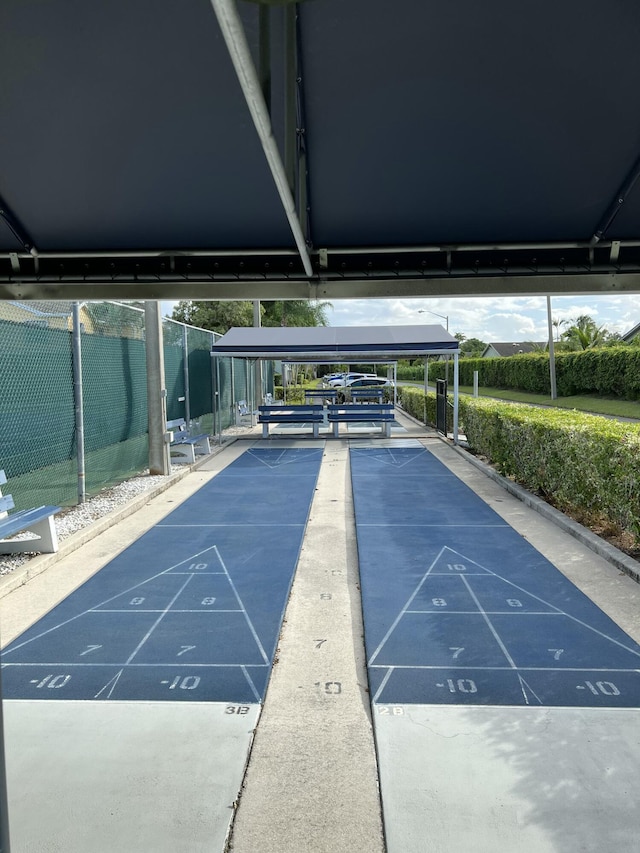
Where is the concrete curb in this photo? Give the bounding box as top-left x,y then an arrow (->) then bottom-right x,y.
0,438 -> 238,600
448,442 -> 640,585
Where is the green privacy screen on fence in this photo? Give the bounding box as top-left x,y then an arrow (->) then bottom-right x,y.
0,301 -> 269,513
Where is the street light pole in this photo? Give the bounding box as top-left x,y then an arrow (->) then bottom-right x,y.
417,308 -> 449,331
418,309 -> 451,383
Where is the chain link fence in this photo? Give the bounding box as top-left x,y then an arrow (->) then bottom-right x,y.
0,301 -> 274,511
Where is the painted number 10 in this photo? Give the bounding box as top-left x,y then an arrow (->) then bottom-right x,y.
446,678 -> 477,694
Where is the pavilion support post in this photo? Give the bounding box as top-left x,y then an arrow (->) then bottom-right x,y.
145,302 -> 170,475
453,351 -> 459,445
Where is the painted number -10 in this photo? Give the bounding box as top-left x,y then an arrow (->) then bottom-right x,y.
166,676 -> 200,690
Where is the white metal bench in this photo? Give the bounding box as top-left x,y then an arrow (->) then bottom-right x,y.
0,469 -> 60,554
166,418 -> 211,465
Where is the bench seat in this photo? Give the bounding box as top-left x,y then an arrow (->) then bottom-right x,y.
166,418 -> 211,464
258,404 -> 324,438
0,470 -> 60,555
327,403 -> 395,438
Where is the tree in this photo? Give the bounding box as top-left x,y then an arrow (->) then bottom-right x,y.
455,334 -> 486,357
561,315 -> 610,351
552,317 -> 568,342
171,300 -> 254,333
171,299 -> 331,334
261,300 -> 331,327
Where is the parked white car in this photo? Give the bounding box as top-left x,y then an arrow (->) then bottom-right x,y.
344,377 -> 393,388
327,372 -> 378,387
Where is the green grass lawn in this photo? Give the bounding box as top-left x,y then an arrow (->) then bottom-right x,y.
456,386 -> 640,419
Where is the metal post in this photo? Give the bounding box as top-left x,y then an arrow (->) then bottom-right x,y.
547,295 -> 557,400
473,370 -> 479,397
453,351 -> 459,445
72,302 -> 86,504
182,324 -> 191,428
230,357 -> 236,422
253,300 -> 262,406
215,356 -> 223,444
0,661 -> 11,853
144,302 -> 170,475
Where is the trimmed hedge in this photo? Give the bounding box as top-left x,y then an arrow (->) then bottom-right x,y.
462,399 -> 640,538
398,385 -> 640,540
417,347 -> 640,400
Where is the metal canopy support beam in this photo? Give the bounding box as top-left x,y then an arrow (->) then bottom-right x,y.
4,271 -> 640,302
210,0 -> 313,278
592,152 -> 640,242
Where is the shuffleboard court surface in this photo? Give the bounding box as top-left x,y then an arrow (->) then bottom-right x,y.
1,447 -> 322,703
351,445 -> 640,708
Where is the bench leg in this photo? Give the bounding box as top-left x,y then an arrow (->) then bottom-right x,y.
312,422 -> 319,438
0,515 -> 59,554
170,443 -> 197,464
384,422 -> 392,438
332,422 -> 340,438
194,437 -> 211,455
262,423 -> 269,438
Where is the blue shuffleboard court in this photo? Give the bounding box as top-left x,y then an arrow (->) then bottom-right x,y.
1,447 -> 322,704
350,445 -> 640,708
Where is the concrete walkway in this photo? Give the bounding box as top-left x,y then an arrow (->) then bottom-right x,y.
1,409 -> 639,852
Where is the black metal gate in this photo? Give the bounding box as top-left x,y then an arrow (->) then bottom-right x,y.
436,379 -> 447,434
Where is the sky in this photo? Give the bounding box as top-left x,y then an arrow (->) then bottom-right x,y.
162,293 -> 640,344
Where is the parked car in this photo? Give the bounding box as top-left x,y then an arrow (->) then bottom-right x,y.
344,377 -> 393,388
322,372 -> 346,386
327,372 -> 378,387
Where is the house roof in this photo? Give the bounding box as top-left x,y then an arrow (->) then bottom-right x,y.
211,324 -> 458,361
482,342 -> 546,356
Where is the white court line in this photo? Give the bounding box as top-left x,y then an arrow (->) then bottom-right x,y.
453,550 -> 640,659
368,546 -> 448,665
405,610 -> 561,615
351,447 -> 429,469
246,447 -> 322,469
241,666 -> 262,702
125,575 -> 194,664
214,545 -> 270,665
356,523 -> 510,528
96,609 -> 243,613
2,544 -> 224,654
156,521 -> 302,524
3,662 -> 270,668
94,668 -> 124,699
461,575 -> 519,673
368,664 -> 640,672
373,667 -> 395,702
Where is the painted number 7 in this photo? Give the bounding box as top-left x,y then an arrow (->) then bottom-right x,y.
177,645 -> 196,657
449,647 -> 464,659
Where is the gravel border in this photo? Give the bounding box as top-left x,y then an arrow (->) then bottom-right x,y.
0,469 -> 182,576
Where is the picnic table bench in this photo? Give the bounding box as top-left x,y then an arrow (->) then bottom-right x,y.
348,388 -> 384,403
166,418 -> 211,464
258,404 -> 324,438
327,403 -> 395,438
0,469 -> 60,554
304,389 -> 338,404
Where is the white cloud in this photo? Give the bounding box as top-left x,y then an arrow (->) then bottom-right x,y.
327,293 -> 640,342
162,292 -> 640,342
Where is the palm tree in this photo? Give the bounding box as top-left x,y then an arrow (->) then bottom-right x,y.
552,317 -> 568,342
561,315 -> 609,350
